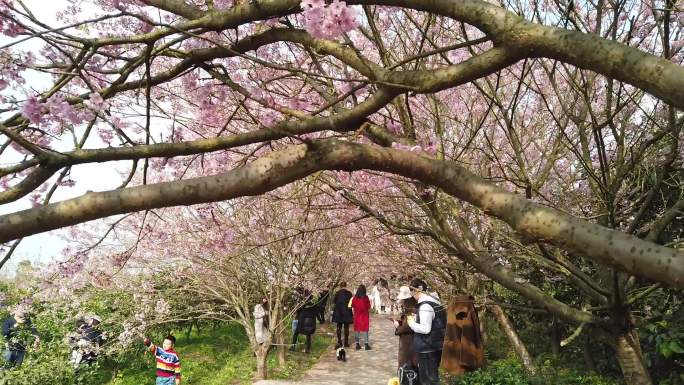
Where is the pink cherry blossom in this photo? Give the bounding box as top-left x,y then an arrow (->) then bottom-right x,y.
86,92 -> 108,112
99,127 -> 115,144
46,95 -> 83,125
21,96 -> 46,124
300,0 -> 359,39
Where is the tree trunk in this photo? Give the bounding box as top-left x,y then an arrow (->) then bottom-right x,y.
491,305 -> 537,375
478,306 -> 488,366
277,327 -> 286,367
614,331 -> 653,385
478,307 -> 488,347
185,322 -> 194,340
550,317 -> 561,356
255,346 -> 268,380
582,335 -> 597,374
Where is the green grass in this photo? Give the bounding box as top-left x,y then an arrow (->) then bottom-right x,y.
101,322 -> 334,385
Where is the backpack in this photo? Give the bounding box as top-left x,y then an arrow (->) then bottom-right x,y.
413,301 -> 447,353
398,363 -> 419,385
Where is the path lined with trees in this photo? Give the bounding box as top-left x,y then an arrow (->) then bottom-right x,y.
0,0 -> 682,384
254,315 -> 397,385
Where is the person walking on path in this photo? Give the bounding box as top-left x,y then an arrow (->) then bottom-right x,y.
370,281 -> 383,314
315,290 -> 330,324
254,298 -> 269,345
2,308 -> 39,369
291,292 -> 318,353
143,335 -> 182,385
407,278 -> 446,385
285,287 -> 307,346
393,286 -> 419,369
332,282 -> 354,349
351,284 -> 372,350
379,280 -> 391,314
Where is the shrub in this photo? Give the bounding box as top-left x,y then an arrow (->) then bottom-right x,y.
448,358 -> 529,385
448,357 -> 622,385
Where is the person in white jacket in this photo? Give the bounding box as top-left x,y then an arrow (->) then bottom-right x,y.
406,278 -> 445,385
253,298 -> 269,345
370,281 -> 383,313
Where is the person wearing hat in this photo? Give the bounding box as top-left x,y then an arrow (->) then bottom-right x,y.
406,278 -> 446,385
392,286 -> 419,370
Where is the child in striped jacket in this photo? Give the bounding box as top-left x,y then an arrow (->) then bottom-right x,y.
143,335 -> 182,385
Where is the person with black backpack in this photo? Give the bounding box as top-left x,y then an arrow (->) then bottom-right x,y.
406,278 -> 446,385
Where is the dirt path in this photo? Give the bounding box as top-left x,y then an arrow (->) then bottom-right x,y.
254,315 -> 398,385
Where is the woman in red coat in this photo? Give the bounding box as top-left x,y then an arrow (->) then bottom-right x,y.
351,284 -> 371,350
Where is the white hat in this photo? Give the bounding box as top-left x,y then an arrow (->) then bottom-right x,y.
396,286 -> 412,301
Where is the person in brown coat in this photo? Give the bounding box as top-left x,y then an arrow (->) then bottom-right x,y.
440,295 -> 484,375
393,286 -> 419,369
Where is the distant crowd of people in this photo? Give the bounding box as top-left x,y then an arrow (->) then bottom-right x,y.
327,277 -> 449,385
249,280 -> 386,354
248,277 -> 452,385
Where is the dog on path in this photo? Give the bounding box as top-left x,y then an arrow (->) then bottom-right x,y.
336,347 -> 346,362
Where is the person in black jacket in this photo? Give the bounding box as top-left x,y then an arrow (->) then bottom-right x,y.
290,290 -> 317,353
315,290 -> 329,324
2,309 -> 39,368
331,282 -> 353,349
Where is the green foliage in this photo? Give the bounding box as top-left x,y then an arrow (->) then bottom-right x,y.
640,288 -> 684,385
448,358 -> 530,385
448,357 -> 621,385
100,321 -> 333,385
645,316 -> 684,359
0,338 -> 109,385
0,284 -> 133,385
1,277 -> 333,385
481,309 -> 624,379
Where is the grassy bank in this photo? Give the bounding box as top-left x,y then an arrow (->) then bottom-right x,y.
101,322 -> 334,385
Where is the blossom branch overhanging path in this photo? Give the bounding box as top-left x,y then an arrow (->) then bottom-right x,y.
0,139 -> 683,288
109,0 -> 684,106
0,0 -> 682,288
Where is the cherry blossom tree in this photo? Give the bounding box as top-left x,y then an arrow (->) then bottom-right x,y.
0,0 -> 681,383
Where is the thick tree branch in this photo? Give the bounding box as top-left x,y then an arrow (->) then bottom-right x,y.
0,166 -> 59,204
82,0 -> 684,107
1,140 -> 682,287
142,0 -> 206,20
360,0 -> 684,107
